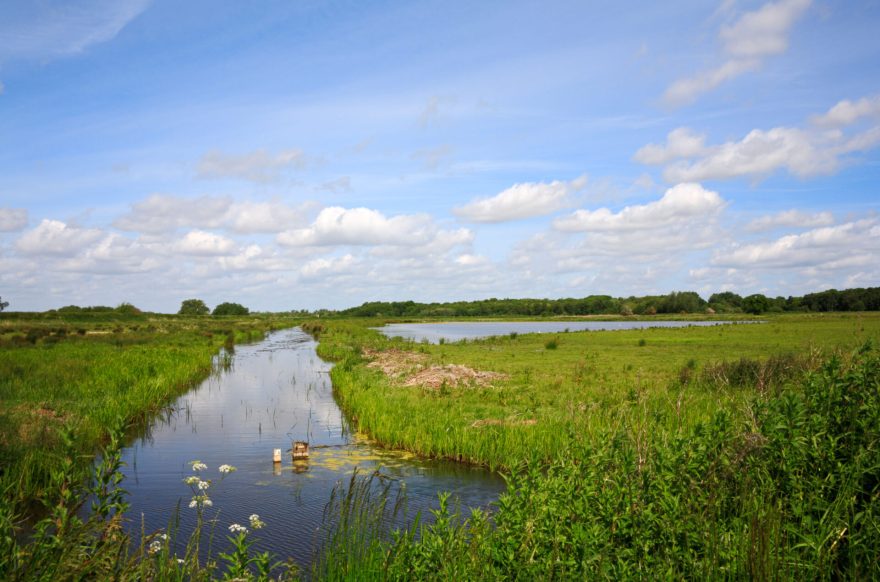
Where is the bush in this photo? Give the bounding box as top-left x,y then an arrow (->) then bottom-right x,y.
212,302 -> 249,316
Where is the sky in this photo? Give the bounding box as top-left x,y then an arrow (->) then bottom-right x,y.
0,0 -> 878,312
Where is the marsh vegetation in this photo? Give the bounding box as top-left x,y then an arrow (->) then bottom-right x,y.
1,311 -> 879,579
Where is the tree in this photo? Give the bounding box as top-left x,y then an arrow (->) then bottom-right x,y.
178,298 -> 210,315
742,293 -> 770,315
115,302 -> 142,315
212,302 -> 249,316
0,296 -> 8,312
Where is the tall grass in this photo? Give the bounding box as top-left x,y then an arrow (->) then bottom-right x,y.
0,313 -> 298,512
317,342 -> 880,579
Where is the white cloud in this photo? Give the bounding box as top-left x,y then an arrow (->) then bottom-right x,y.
811,95 -> 880,128
454,175 -> 587,223
174,230 -> 236,256
746,209 -> 834,232
554,183 -> 726,233
114,194 -> 304,234
300,254 -> 357,280
663,0 -> 811,106
57,233 -> 160,274
634,128 -> 707,165
197,148 -> 307,183
226,201 -> 304,234
664,127 -> 831,182
277,207 -> 465,247
637,97 -> 880,181
663,59 -> 760,108
16,219 -> 103,256
0,0 -> 149,62
713,217 -> 880,269
114,194 -> 232,233
0,208 -> 28,231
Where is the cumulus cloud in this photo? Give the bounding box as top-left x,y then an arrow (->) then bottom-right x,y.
114,194 -> 304,234
664,0 -> 811,106
811,95 -> 880,128
197,148 -> 307,183
454,175 -> 587,223
16,219 -> 103,256
277,206 -> 468,248
634,128 -> 707,165
713,217 -> 880,269
114,194 -> 232,233
746,209 -> 834,232
57,233 -> 160,274
553,183 -> 726,233
637,96 -> 880,181
0,208 -> 27,231
174,230 -> 236,256
300,254 -> 357,280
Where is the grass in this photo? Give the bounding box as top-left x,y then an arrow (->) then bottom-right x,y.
0,312 -> 299,511
2,311 -> 879,579
310,313 -> 880,579
315,313 -> 880,471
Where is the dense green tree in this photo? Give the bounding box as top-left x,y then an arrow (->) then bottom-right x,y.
213,302 -> 249,316
742,294 -> 770,315
178,298 -> 210,315
708,291 -> 743,310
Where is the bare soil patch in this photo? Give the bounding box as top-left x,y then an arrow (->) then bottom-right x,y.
364,348 -> 507,389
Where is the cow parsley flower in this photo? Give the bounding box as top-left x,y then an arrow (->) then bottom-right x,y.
190,460 -> 208,472
249,514 -> 265,530
228,523 -> 248,534
218,464 -> 236,474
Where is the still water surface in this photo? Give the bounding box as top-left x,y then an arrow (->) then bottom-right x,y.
378,320 -> 746,343
119,328 -> 503,569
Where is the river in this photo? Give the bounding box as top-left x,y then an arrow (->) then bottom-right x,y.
118,327 -> 504,571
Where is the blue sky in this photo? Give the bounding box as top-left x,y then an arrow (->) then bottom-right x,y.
1,0 -> 878,312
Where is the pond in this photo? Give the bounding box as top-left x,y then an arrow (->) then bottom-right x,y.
377,320 -> 749,343
118,327 -> 504,571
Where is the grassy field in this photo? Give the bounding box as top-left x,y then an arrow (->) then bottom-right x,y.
315,313 -> 878,470
310,313 -> 880,579
1,312 -> 878,579
0,312 -> 298,509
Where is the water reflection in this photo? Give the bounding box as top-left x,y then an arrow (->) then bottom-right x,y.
377,320 -> 753,343
118,328 -> 503,570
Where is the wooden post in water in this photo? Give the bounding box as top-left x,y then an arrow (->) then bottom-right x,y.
273,448 -> 282,463
292,441 -> 309,460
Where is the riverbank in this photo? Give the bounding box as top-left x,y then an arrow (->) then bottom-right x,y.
0,313 -> 299,510
308,313 -> 880,578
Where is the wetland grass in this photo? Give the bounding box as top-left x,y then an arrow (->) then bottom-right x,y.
311,314 -> 880,579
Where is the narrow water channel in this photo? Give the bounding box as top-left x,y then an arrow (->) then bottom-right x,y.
118,327 -> 504,570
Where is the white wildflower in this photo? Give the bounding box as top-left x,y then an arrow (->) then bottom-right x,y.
183,476 -> 200,486
197,480 -> 210,490
218,464 -> 236,474
228,523 -> 248,534
190,494 -> 212,509
148,538 -> 164,555
190,460 -> 208,472
249,514 -> 265,530
177,558 -> 185,565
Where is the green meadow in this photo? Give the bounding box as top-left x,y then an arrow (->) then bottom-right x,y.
1,311 -> 879,579
312,313 -> 880,579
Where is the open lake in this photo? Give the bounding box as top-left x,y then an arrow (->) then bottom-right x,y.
377,320 -> 747,343
117,327 -> 503,570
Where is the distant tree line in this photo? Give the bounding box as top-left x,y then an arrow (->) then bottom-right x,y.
337,287 -> 880,317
